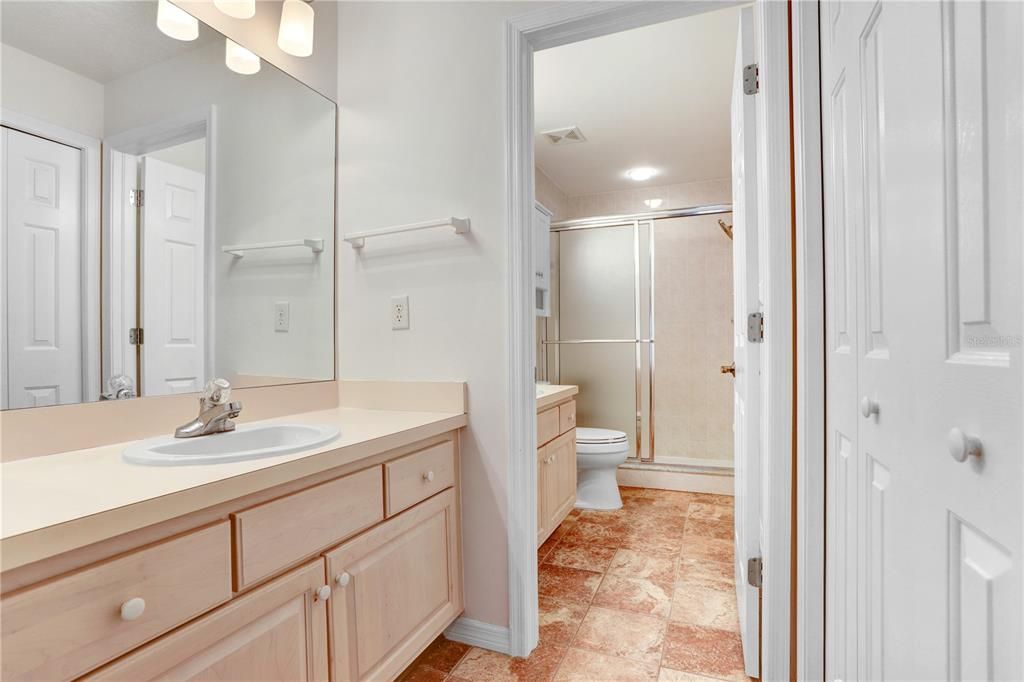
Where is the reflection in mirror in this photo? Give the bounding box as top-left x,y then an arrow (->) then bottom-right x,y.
0,1 -> 336,409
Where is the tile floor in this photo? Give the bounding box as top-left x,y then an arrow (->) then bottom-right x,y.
399,486 -> 749,682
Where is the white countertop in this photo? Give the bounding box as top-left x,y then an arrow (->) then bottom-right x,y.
0,406 -> 466,571
536,384 -> 578,411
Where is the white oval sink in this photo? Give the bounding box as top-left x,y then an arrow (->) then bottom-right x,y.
123,423 -> 341,466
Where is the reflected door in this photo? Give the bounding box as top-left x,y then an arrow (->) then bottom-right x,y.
1,127 -> 83,408
140,156 -> 206,396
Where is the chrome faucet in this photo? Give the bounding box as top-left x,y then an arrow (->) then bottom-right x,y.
175,378 -> 243,438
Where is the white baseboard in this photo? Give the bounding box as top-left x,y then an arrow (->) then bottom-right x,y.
617,466 -> 734,496
444,617 -> 512,654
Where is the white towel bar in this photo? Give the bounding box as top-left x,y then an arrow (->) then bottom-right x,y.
344,217 -> 470,249
222,239 -> 324,257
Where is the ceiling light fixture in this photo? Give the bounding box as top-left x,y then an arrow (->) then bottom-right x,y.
278,0 -> 315,57
625,167 -> 658,182
225,38 -> 261,75
156,0 -> 198,41
643,198 -> 664,209
214,0 -> 255,19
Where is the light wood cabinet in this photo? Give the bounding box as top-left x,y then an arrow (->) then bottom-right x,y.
2,431 -> 463,682
87,560 -> 330,681
537,398 -> 577,547
325,488 -> 462,682
0,522 -> 232,682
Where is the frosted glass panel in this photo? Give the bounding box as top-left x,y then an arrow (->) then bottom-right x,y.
559,343 -> 638,459
558,226 -> 636,340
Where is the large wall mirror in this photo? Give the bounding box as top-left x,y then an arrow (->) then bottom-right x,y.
1,1 -> 336,409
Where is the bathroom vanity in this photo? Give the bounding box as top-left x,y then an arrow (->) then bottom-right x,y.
0,400 -> 466,681
536,384 -> 578,546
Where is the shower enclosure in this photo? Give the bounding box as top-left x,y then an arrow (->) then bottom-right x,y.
538,204 -> 735,471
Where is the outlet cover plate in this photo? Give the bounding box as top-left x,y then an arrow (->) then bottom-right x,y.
391,295 -> 410,330
274,301 -> 290,332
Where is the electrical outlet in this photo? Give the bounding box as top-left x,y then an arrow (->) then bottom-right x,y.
274,301 -> 290,332
391,295 -> 410,330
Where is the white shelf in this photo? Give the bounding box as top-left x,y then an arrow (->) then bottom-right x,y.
344,217 -> 471,249
222,239 -> 324,257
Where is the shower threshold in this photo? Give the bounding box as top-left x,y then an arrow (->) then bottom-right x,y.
621,459 -> 734,477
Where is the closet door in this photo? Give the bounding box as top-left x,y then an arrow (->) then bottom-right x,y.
2,127 -> 83,408
822,2 -> 1023,680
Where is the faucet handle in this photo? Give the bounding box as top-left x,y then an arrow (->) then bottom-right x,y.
203,378 -> 232,406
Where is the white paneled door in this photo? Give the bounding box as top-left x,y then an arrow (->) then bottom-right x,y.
822,1 -> 1023,680
140,156 -> 206,396
2,126 -> 83,409
730,6 -> 760,678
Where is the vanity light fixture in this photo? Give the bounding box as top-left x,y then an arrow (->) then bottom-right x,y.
278,0 -> 314,57
214,0 -> 255,20
156,0 -> 198,41
225,38 -> 261,75
625,167 -> 658,182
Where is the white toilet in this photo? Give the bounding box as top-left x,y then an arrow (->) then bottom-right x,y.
575,427 -> 630,510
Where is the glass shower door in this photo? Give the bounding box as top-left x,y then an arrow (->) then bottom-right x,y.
550,223 -> 649,460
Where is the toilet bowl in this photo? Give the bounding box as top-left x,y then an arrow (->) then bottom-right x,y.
575,427 -> 630,510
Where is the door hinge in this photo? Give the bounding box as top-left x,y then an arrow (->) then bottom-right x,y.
743,63 -> 759,95
747,556 -> 763,588
130,189 -> 144,207
747,312 -> 764,343
129,327 -> 144,345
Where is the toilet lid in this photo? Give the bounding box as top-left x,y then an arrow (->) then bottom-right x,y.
576,427 -> 628,444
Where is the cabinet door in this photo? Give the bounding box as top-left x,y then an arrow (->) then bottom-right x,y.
326,488 -> 462,682
87,560 -> 329,681
548,431 -> 576,527
537,445 -> 549,546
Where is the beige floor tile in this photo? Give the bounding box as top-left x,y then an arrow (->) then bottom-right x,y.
554,647 -> 659,681
592,574 -> 673,618
571,606 -> 665,666
661,624 -> 746,681
539,597 -> 589,647
608,549 -> 678,587
450,643 -> 565,682
545,542 -> 619,573
538,564 -> 603,604
670,583 -> 740,631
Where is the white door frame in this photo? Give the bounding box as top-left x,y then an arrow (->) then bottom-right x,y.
502,2 -> 813,676
0,108 -> 101,404
791,2 -> 826,679
103,106 -> 218,394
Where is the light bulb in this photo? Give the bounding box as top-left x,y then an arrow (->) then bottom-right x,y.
225,38 -> 261,75
278,0 -> 314,57
156,0 -> 198,41
625,167 -> 658,182
214,0 -> 255,19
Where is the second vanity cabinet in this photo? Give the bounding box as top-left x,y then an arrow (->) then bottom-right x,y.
1,431 -> 463,682
537,397 -> 577,546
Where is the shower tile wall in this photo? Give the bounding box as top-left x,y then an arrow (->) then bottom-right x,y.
653,214 -> 734,464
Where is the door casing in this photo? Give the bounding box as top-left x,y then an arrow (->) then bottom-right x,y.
501,3 -> 813,680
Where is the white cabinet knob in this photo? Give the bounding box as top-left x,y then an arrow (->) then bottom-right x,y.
120,597 -> 146,622
860,396 -> 879,418
336,572 -> 351,587
948,427 -> 983,463
315,585 -> 331,602
423,470 -> 435,483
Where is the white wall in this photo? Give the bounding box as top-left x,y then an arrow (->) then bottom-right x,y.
147,138 -> 206,174
105,39 -> 336,383
0,43 -> 104,138
337,0 -> 549,629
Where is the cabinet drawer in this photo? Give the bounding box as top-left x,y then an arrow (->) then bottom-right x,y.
233,467 -> 384,589
0,522 -> 232,681
385,441 -> 455,516
558,401 -> 576,434
537,406 -> 559,446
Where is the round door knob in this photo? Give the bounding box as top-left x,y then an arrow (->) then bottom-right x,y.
336,572 -> 351,587
947,427 -> 983,463
860,397 -> 879,418
423,470 -> 435,483
120,597 -> 146,622
315,585 -> 331,602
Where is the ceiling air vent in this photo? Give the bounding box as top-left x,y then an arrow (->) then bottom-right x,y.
541,126 -> 586,145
